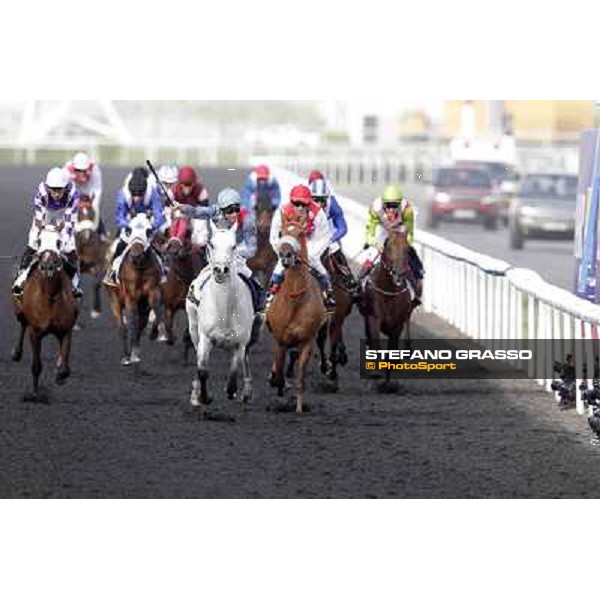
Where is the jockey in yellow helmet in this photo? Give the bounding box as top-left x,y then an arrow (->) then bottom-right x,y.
357,184 -> 424,306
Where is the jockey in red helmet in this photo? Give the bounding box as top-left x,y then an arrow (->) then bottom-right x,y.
266,184 -> 336,311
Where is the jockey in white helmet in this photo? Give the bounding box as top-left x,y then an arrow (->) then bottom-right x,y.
12,167 -> 83,297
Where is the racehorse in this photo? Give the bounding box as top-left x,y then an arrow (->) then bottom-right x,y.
316,249 -> 353,389
153,206 -> 196,357
104,213 -> 163,366
74,195 -> 109,318
247,189 -> 277,287
265,211 -> 327,413
186,223 -> 258,407
12,224 -> 79,399
360,222 -> 414,390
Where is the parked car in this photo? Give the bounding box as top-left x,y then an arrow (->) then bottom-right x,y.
428,166 -> 498,230
508,173 -> 577,249
455,160 -> 520,225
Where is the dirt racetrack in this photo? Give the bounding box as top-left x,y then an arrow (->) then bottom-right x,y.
1,165 -> 600,498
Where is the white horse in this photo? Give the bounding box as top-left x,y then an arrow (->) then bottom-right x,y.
185,223 -> 256,406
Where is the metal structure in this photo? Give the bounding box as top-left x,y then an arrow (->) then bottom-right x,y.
17,100 -> 133,146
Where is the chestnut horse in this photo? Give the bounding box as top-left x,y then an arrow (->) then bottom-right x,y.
74,195 -> 109,318
316,250 -> 353,389
104,214 -> 163,366
153,208 -> 196,356
360,223 -> 414,390
265,212 -> 327,413
12,225 -> 79,399
247,190 -> 277,287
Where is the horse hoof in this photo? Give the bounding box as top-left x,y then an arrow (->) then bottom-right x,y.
73,323 -> 82,331
130,354 -> 141,364
55,367 -> 71,384
120,355 -> 132,366
90,310 -> 101,319
11,348 -> 22,362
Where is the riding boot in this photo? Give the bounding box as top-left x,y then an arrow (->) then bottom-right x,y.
250,276 -> 265,312
333,249 -> 360,296
97,218 -> 109,242
103,239 -> 127,286
64,251 -> 83,298
12,247 -> 36,294
412,279 -> 423,308
317,273 -> 337,312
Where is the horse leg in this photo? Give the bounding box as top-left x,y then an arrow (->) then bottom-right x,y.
12,320 -> 26,362
162,306 -> 175,345
123,303 -> 140,365
316,322 -> 329,375
191,334 -> 212,406
286,349 -> 299,380
183,327 -> 193,365
241,346 -> 253,404
269,342 -> 287,398
148,289 -> 164,342
295,341 -> 313,413
226,343 -> 243,400
91,269 -> 102,319
337,333 -> 348,367
55,332 -> 72,384
29,330 -> 42,397
327,317 -> 342,388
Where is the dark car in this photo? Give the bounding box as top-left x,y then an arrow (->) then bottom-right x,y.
428,166 -> 498,230
508,173 -> 577,249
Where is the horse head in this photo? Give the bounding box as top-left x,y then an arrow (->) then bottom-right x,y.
207,221 -> 236,283
381,221 -> 410,288
36,225 -> 64,280
75,196 -> 96,243
278,213 -> 307,269
123,213 -> 153,269
166,206 -> 191,260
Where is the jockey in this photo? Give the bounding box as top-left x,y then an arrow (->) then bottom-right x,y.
266,184 -> 336,311
171,165 -> 210,251
64,151 -> 107,241
12,167 -> 83,297
308,170 -> 325,184
240,164 -> 281,211
357,184 -> 424,306
180,188 -> 264,313
103,167 -> 167,286
309,176 -> 359,297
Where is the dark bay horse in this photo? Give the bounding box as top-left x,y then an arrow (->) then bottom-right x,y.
265,212 -> 327,412
75,195 -> 109,318
104,214 -> 163,366
360,223 -> 414,391
316,250 -> 353,389
153,209 -> 196,357
12,225 -> 79,399
247,190 -> 277,287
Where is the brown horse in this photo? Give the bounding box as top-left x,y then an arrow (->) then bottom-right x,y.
360,223 -> 414,391
316,250 -> 353,389
104,214 -> 163,366
247,190 -> 277,287
12,225 -> 79,399
75,195 -> 109,318
265,212 -> 327,412
152,210 -> 196,358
